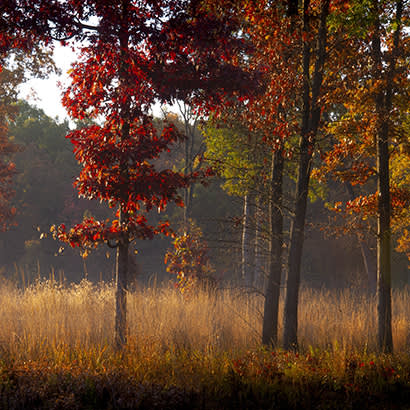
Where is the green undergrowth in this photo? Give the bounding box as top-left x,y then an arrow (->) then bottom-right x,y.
0,344 -> 409,409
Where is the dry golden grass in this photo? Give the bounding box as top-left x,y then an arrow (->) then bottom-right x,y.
297,287 -> 409,351
0,278 -> 408,358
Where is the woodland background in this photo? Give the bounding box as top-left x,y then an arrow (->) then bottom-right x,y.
0,100 -> 409,288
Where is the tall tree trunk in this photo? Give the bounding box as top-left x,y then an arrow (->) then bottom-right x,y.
262,148 -> 284,346
283,137 -> 312,349
371,0 -> 402,353
283,0 -> 329,350
376,109 -> 393,353
242,193 -> 255,287
114,0 -> 131,349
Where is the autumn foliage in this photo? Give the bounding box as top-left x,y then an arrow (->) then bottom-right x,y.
165,221 -> 214,294
312,0 -> 410,250
25,0 -> 255,257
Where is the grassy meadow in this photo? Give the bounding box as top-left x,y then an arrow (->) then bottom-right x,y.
0,277 -> 409,409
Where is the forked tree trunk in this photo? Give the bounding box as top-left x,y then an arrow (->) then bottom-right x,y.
179,101 -> 202,229
283,0 -> 329,350
262,148 -> 284,346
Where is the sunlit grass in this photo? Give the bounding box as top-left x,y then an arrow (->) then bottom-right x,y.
298,287 -> 410,352
0,278 -> 409,357
0,277 -> 408,408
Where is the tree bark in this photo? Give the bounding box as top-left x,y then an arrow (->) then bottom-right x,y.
283,138 -> 312,350
371,0 -> 402,353
287,0 -> 298,17
283,0 -> 329,350
376,112 -> 393,353
179,102 -> 202,229
115,218 -> 129,348
262,148 -> 284,346
254,197 -> 264,290
242,193 -> 255,287
114,0 -> 131,349
183,124 -> 193,226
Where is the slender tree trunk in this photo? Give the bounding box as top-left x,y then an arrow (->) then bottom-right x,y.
242,193 -> 255,287
183,126 -> 192,227
283,0 -> 329,350
115,210 -> 129,348
262,148 -> 284,346
180,101 -> 201,229
254,197 -> 263,290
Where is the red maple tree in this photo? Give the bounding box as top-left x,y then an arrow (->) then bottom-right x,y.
2,0 -> 254,347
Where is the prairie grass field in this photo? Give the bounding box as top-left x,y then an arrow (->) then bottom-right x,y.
0,278 -> 409,409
